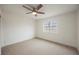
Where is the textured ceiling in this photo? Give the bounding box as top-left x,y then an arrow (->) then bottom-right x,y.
0,4 -> 79,19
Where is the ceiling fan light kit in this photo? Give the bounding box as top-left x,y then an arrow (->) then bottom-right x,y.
32,12 -> 37,15
22,4 -> 45,16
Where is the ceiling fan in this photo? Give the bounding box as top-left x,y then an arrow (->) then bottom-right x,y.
22,4 -> 45,16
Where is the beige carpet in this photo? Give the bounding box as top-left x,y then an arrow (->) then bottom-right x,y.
1,39 -> 78,55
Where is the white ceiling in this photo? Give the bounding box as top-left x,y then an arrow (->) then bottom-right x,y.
0,4 -> 79,19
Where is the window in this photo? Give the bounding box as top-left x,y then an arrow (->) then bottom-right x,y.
43,20 -> 57,33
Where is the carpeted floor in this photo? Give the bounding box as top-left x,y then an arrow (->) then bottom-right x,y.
1,39 -> 78,55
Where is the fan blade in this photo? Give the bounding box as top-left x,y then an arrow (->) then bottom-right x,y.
27,4 -> 34,9
37,12 -> 45,14
37,4 -> 43,10
26,12 -> 32,14
23,5 -> 33,11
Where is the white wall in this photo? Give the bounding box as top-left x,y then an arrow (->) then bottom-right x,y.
0,19 -> 1,54
0,8 -> 2,54
0,14 -> 1,54
1,9 -> 35,47
36,11 -> 77,47
0,12 -> 1,55
77,9 -> 79,51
